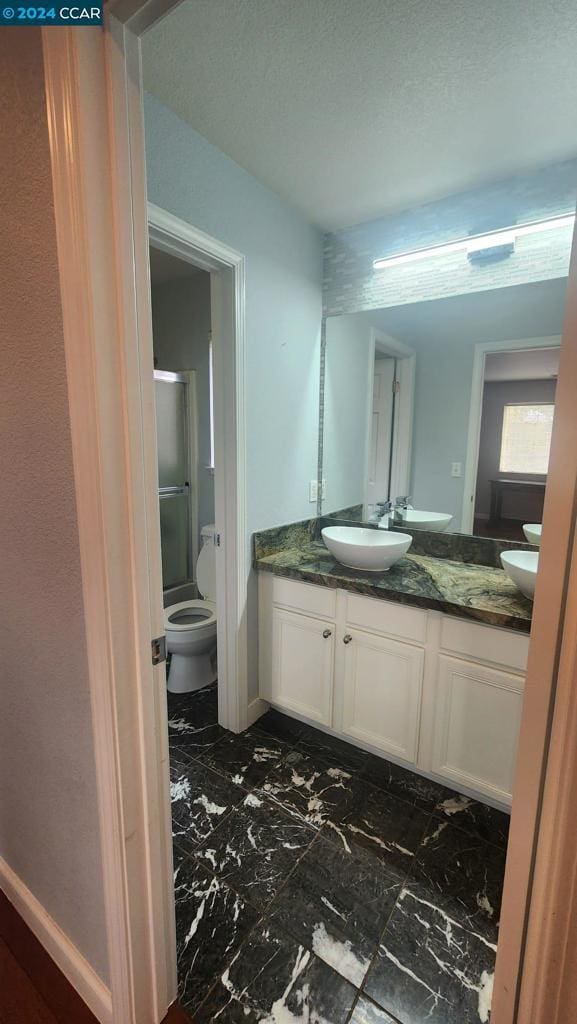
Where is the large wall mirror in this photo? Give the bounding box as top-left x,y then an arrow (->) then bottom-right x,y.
320,275 -> 566,542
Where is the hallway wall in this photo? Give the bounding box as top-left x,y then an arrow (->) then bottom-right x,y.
144,93 -> 324,702
0,28 -> 109,985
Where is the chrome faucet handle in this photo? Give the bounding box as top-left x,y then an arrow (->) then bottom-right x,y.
376,500 -> 393,511
394,495 -> 412,507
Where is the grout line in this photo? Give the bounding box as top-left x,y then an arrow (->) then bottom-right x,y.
352,809 -> 436,1018
344,989 -> 363,1024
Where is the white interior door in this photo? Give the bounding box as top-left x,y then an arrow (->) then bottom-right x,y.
366,357 -> 396,507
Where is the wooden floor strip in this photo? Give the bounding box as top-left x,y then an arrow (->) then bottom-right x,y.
0,935 -> 59,1024
0,890 -> 192,1023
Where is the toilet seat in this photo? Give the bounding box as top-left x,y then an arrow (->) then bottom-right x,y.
164,599 -> 217,633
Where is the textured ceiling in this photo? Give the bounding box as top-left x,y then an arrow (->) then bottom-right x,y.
143,0 -> 577,230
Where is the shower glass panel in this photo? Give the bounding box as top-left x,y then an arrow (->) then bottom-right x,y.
155,374 -> 188,488
154,371 -> 195,589
159,491 -> 189,587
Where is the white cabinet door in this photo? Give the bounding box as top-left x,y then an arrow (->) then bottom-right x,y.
431,654 -> 524,804
340,628 -> 424,763
271,608 -> 335,725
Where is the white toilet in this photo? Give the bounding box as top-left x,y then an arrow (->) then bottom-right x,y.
164,524 -> 217,694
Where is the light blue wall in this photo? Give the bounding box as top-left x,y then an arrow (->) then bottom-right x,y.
323,315 -> 374,514
145,94 -> 323,533
144,94 -> 323,700
408,332 -> 481,526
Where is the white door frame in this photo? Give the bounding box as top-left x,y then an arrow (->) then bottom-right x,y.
148,203 -> 248,735
364,353 -> 396,513
42,25 -> 177,1024
461,335 -> 562,533
368,329 -> 416,505
42,7 -> 247,1022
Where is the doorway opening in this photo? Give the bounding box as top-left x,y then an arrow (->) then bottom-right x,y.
365,330 -> 415,520
462,337 -> 561,536
366,353 -> 397,513
150,248 -> 218,695
146,205 -> 250,1018
147,204 -> 248,735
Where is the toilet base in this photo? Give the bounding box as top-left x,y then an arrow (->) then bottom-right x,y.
167,651 -> 217,694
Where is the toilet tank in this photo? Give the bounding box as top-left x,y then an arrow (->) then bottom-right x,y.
200,523 -> 216,547
197,524 -> 217,600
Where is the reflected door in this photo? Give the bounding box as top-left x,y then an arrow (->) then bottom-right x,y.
154,372 -> 194,589
366,357 -> 396,508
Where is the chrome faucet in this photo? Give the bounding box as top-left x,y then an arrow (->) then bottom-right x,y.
375,500 -> 393,516
393,496 -> 412,523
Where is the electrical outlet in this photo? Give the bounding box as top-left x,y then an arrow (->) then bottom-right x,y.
309,480 -> 318,502
451,462 -> 462,478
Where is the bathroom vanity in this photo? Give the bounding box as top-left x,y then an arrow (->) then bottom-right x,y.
256,534 -> 531,808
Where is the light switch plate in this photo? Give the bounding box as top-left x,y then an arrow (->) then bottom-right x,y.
451,462 -> 462,478
321,478 -> 326,499
309,480 -> 318,502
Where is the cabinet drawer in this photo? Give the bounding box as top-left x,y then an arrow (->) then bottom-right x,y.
345,592 -> 427,645
271,576 -> 336,620
440,616 -> 529,674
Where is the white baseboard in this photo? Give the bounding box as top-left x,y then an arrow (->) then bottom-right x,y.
0,857 -> 112,1024
247,696 -> 269,727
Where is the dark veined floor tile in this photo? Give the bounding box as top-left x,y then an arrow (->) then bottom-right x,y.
194,920 -> 356,1023
174,859 -> 259,1015
257,749 -> 354,829
267,833 -> 400,987
196,792 -> 314,911
170,758 -> 245,853
198,727 -> 290,789
363,887 -> 496,1024
433,792 -> 510,848
325,779 -> 430,878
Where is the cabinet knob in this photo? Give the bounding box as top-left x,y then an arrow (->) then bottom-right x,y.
322,629 -> 332,639
343,634 -> 352,644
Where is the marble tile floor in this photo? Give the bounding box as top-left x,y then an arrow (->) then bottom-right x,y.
168,684 -> 509,1024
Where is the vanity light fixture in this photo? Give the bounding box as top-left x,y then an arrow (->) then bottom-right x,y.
372,213 -> 575,270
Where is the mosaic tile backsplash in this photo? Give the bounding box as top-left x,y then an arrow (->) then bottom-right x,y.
323,159 -> 576,316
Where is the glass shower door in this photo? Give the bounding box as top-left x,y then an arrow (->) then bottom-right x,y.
154,371 -> 193,589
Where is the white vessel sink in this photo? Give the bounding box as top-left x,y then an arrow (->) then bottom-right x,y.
523,523 -> 542,546
322,526 -> 412,572
388,509 -> 453,532
501,550 -> 539,600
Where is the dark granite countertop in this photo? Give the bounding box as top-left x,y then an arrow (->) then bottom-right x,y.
255,541 -> 532,633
